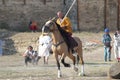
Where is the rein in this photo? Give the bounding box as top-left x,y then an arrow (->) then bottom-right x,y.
53,41 -> 64,47
51,28 -> 58,32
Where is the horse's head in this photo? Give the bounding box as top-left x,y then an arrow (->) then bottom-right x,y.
42,18 -> 57,33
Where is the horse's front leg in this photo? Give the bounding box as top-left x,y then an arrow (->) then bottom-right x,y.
61,53 -> 70,67
55,54 -> 62,78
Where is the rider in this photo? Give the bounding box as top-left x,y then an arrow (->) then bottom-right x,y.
56,11 -> 78,53
56,11 -> 72,36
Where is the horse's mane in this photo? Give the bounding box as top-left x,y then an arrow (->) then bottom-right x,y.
55,22 -> 70,51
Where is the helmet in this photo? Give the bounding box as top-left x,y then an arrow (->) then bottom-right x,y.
104,28 -> 109,33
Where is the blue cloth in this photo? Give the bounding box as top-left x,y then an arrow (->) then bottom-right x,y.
0,40 -> 3,56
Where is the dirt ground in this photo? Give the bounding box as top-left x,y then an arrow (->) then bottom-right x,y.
0,32 -> 118,80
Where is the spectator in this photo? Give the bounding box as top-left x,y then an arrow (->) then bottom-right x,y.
23,46 -> 37,65
113,29 -> 120,62
29,21 -> 38,32
29,20 -> 32,29
37,33 -> 52,64
102,28 -> 112,62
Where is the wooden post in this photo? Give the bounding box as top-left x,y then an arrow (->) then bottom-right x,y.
104,0 -> 108,29
23,0 -> 26,5
43,0 -> 46,5
2,0 -> 5,5
77,0 -> 80,31
117,0 -> 120,30
63,0 -> 66,5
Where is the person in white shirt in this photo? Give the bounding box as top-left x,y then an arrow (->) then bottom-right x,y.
113,30 -> 120,62
37,33 -> 52,64
23,46 -> 37,65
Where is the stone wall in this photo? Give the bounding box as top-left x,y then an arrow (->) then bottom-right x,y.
64,0 -> 118,31
0,0 -> 63,31
0,0 -> 118,31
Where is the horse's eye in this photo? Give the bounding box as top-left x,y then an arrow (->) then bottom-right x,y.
48,22 -> 54,27
45,25 -> 48,27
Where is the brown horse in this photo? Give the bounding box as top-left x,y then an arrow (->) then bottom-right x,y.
42,19 -> 84,78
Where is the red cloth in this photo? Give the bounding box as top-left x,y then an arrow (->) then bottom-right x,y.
30,25 -> 37,31
117,58 -> 120,60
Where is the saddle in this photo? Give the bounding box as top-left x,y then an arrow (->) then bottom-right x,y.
63,33 -> 78,52
68,36 -> 78,49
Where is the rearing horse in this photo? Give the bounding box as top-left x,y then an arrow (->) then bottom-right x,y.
42,19 -> 84,78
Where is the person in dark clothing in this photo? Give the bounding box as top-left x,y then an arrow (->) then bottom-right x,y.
102,28 -> 112,62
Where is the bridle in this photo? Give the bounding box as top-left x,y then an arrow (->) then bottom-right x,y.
50,22 -> 65,48
44,21 -> 65,48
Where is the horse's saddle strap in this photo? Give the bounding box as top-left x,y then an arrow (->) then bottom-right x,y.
53,41 -> 64,47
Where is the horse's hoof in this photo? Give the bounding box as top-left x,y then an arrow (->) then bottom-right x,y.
74,67 -> 78,72
78,73 -> 85,76
64,64 -> 71,67
58,70 -> 62,78
58,75 -> 62,78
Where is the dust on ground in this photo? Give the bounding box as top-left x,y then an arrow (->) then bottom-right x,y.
0,31 -> 117,80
